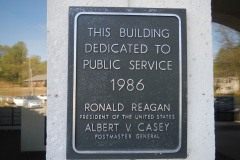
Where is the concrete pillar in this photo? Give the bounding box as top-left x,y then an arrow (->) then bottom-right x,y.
47,0 -> 214,159
21,107 -> 46,151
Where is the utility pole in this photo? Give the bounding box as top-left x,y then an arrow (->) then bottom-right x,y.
28,55 -> 33,95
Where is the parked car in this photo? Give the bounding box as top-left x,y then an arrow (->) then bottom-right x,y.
13,96 -> 25,106
37,94 -> 47,103
214,96 -> 239,121
23,96 -> 43,108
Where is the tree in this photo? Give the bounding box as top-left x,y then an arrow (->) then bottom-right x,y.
214,45 -> 240,77
0,41 -> 28,82
213,25 -> 240,102
0,45 -> 10,79
0,41 -> 47,87
214,24 -> 240,78
0,45 -> 10,56
22,55 -> 47,80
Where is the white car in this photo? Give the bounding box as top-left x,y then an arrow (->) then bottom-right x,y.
23,96 -> 43,108
13,96 -> 25,106
37,94 -> 47,103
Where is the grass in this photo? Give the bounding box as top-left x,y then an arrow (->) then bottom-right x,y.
0,81 -> 46,97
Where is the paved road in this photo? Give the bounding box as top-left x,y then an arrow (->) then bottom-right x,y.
215,121 -> 240,160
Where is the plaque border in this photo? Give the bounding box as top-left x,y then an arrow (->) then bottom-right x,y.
72,11 -> 183,154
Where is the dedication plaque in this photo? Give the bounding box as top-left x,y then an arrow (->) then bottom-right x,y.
67,7 -> 187,159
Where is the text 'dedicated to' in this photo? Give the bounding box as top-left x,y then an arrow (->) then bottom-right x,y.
67,7 -> 187,159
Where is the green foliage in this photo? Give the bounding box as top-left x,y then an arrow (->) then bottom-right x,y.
0,45 -> 10,54
0,42 -> 27,82
0,42 -> 47,85
21,56 -> 47,81
30,56 -> 47,75
214,44 -> 240,78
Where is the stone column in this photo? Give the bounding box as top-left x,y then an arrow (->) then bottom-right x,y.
47,0 -> 214,159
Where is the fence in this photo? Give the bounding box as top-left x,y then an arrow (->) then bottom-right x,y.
0,107 -> 21,126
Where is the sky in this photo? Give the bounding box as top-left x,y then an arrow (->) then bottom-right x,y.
0,0 -> 47,61
0,0 -> 230,61
212,23 -> 222,57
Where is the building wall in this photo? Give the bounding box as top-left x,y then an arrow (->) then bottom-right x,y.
215,77 -> 240,94
32,81 -> 46,87
47,0 -> 214,160
24,80 -> 46,87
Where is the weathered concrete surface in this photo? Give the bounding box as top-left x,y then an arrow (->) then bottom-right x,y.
47,0 -> 214,159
